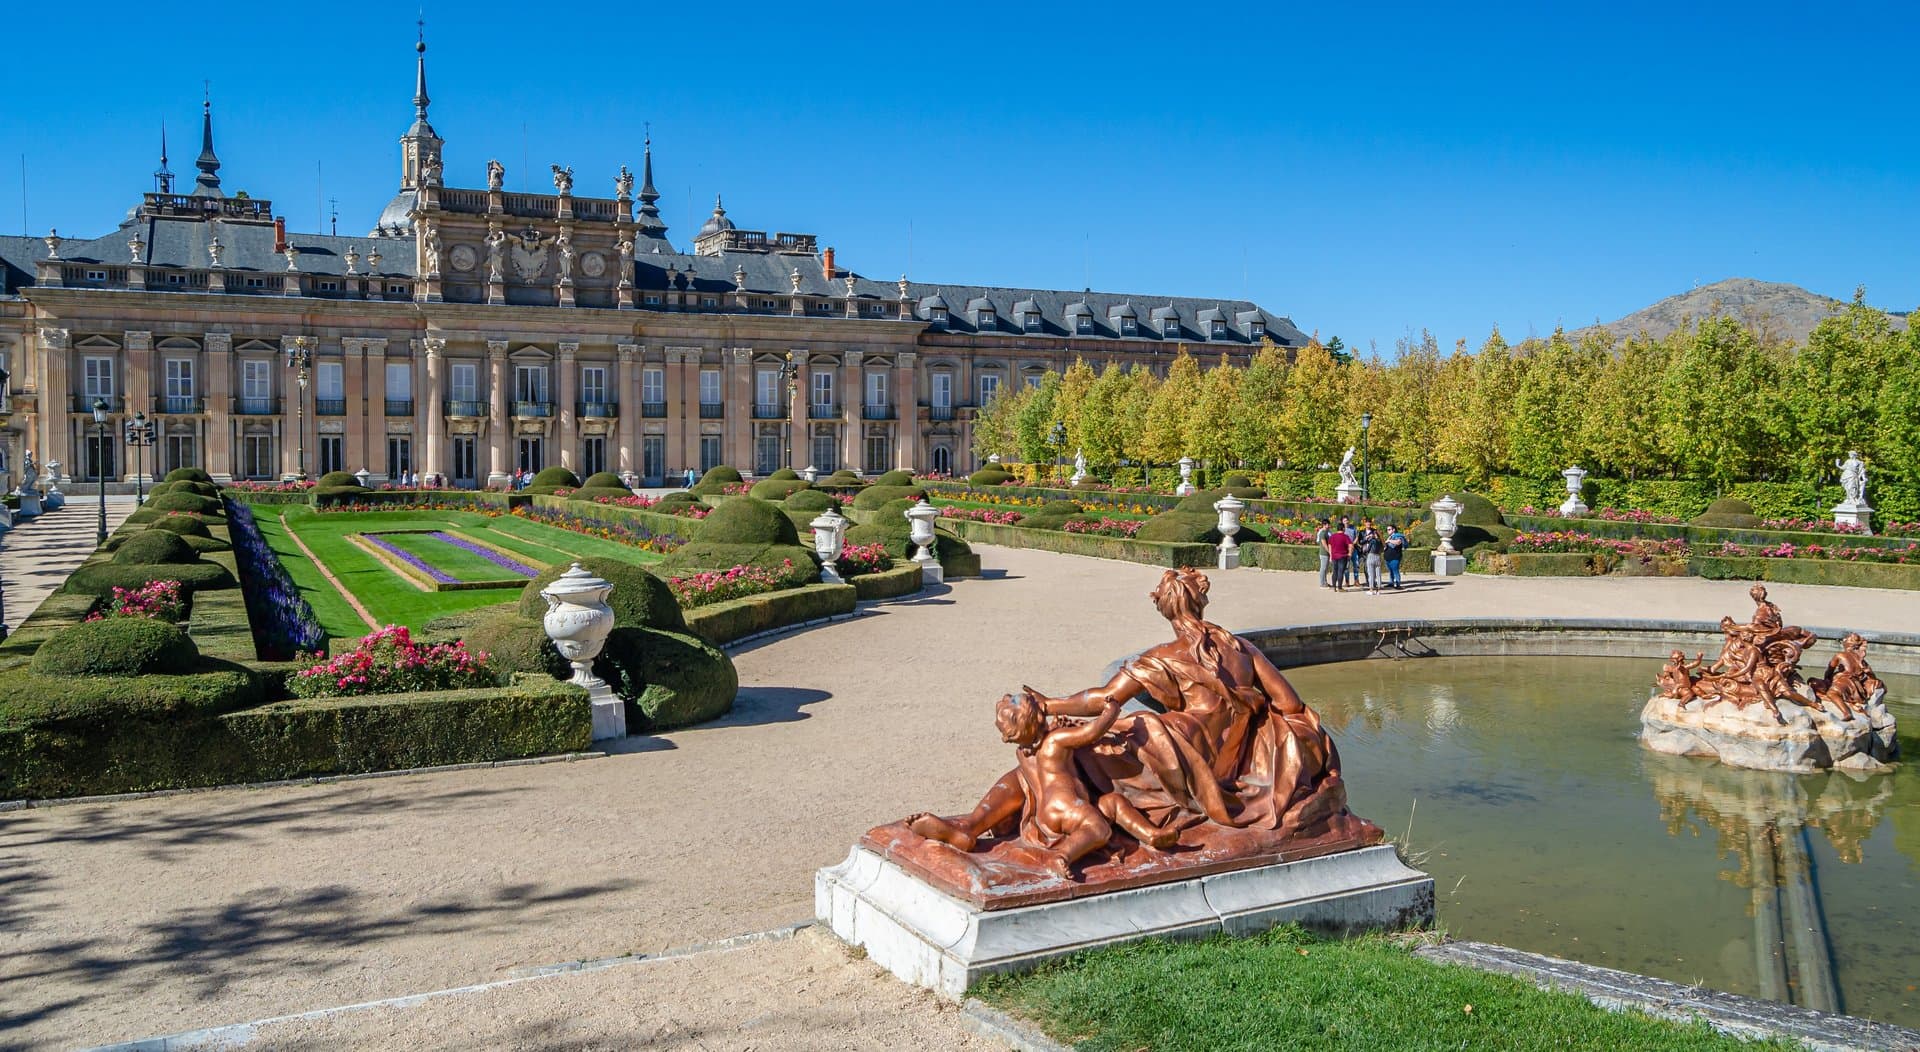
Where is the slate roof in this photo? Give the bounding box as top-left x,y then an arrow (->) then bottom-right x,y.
0,215 -> 417,287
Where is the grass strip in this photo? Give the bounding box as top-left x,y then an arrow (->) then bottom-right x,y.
488,515 -> 665,564
376,532 -> 530,582
972,927 -> 1794,1052
256,511 -> 376,639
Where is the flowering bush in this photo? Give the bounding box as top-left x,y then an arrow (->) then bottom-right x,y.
938,506 -> 1021,525
1882,521 -> 1920,538
1711,540 -> 1920,564
223,479 -> 316,492
1061,517 -> 1144,538
288,625 -> 498,699
593,494 -> 711,518
1592,507 -> 1684,525
1760,517 -> 1869,535
1509,531 -> 1689,562
835,541 -> 893,576
87,579 -> 186,622
667,562 -> 792,608
720,481 -> 754,495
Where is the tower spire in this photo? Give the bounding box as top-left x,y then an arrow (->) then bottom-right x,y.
155,121 -> 173,194
193,91 -> 222,196
636,127 -> 666,238
412,19 -> 431,125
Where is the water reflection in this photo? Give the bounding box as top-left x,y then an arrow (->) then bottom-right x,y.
1287,655 -> 1919,1028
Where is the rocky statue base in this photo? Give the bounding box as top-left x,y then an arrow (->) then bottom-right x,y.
1640,691 -> 1897,774
816,843 -> 1432,998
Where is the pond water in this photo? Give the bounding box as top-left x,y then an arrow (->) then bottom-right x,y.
1286,655 -> 1920,1029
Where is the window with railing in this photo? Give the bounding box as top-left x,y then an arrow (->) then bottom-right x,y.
811,371 -> 835,417
240,359 -> 273,414
83,356 -> 114,400
385,398 -> 414,415
451,362 -> 478,404
163,358 -> 196,412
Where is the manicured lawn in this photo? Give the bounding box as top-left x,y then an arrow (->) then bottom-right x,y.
372,531 -> 538,581
973,927 -> 1793,1052
260,506 -> 664,639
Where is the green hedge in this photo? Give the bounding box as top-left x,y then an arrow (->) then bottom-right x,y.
1470,551 -> 1603,577
851,562 -> 925,600
1687,555 -> 1920,591
1503,512 -> 1894,551
682,582 -> 858,645
0,676 -> 590,800
943,519 -> 1215,568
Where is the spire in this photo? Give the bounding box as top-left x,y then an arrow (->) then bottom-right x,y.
635,129 -> 666,239
193,93 -> 222,196
154,122 -> 173,194
412,20 -> 431,127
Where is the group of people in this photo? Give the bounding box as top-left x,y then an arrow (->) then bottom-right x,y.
1314,515 -> 1408,595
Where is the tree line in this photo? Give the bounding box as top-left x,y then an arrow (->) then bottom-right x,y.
971,291 -> 1920,489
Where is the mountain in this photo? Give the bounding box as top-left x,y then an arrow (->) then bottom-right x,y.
1571,278 -> 1906,346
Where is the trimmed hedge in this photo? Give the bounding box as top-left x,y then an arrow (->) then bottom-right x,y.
149,513 -> 214,538
872,469 -> 915,486
693,496 -> 801,545
784,489 -> 841,514
148,491 -> 224,516
845,498 -> 980,577
0,662 -> 262,731
115,530 -> 199,565
568,486 -> 634,502
852,484 -> 927,511
750,478 -> 814,501
0,675 -> 589,799
316,471 -> 362,488
968,467 -> 1014,486
596,627 -> 737,730
64,559 -> 237,598
1690,497 -> 1763,530
944,519 -> 1214,569
581,471 -> 628,489
851,562 -> 924,600
1688,555 -> 1920,591
682,582 -> 858,645
164,467 -> 214,484
766,468 -> 801,482
516,558 -> 687,633
31,619 -> 199,677
532,467 -> 582,488
691,465 -> 744,495
1471,551 -> 1603,577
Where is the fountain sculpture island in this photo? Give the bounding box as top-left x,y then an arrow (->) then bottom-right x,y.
1641,585 -> 1899,773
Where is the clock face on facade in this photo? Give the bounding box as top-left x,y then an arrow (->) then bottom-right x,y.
581,252 -> 606,278
449,244 -> 477,272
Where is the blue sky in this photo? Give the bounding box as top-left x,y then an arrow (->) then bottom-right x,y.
4,2 -> 1915,356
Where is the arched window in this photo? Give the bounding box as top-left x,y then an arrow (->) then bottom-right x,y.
932,446 -> 951,476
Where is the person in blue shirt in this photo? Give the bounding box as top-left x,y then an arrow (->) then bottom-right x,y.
1384,522 -> 1408,589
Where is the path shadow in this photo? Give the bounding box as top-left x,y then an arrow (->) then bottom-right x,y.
696,687 -> 831,729
977,568 -> 1020,581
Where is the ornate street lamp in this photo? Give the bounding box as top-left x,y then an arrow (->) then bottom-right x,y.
1360,411 -> 1373,500
91,398 -> 110,546
781,350 -> 798,471
125,411 -> 156,504
1048,420 -> 1066,479
284,336 -> 314,479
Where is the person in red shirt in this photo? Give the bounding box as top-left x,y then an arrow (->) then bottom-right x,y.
1325,526 -> 1352,593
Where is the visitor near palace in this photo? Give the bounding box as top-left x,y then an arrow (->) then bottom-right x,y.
1315,517 -> 1333,588
1359,521 -> 1384,595
1325,521 -> 1352,592
1384,522 -> 1407,589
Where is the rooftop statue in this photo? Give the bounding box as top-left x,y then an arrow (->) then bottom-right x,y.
881,568 -> 1381,905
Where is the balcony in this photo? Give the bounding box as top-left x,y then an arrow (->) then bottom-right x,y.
72,394 -> 123,413
579,400 -> 618,419
385,398 -> 414,416
512,400 -> 554,418
928,404 -> 955,421
236,396 -> 280,415
699,402 -> 725,419
861,403 -> 895,420
160,395 -> 205,414
315,398 -> 347,416
752,402 -> 786,420
641,400 -> 668,418
446,399 -> 487,417
809,402 -> 839,420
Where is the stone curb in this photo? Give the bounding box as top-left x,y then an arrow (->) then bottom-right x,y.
1417,940 -> 1920,1052
0,751 -> 606,812
959,999 -> 1076,1052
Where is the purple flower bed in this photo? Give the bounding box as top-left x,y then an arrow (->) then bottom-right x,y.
362,534 -> 459,584
226,500 -> 328,658
429,532 -> 538,577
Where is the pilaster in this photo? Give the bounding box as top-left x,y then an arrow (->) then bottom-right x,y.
557,340 -> 579,471
124,330 -> 153,422
665,347 -> 690,475
788,349 -> 810,472
617,343 -> 638,479
728,347 -> 752,471
39,328 -> 70,480
423,337 -> 447,482
204,332 -> 233,481
841,350 -> 864,473
486,340 -> 509,486
895,350 -> 917,471
341,339 -> 368,474
365,339 -> 391,480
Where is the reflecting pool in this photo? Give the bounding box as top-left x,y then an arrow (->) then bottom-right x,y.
1287,655 -> 1919,1028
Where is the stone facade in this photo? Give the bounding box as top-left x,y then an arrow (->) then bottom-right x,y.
0,41 -> 1303,488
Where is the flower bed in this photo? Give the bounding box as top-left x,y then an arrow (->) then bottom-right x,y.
509,503 -> 685,553
86,579 -> 186,622
1760,516 -> 1870,535
430,532 -> 539,576
590,493 -> 711,517
835,541 -> 893,577
289,624 -> 499,699
224,479 -> 317,493
1706,540 -> 1920,564
668,562 -> 794,608
363,533 -> 460,585
939,506 -> 1021,525
226,500 -> 327,659
1061,517 -> 1143,538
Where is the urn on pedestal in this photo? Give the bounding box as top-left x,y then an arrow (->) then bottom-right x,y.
812,507 -> 849,583
540,562 -> 624,740
1213,494 -> 1245,569
1429,494 -> 1466,577
904,499 -> 943,584
1559,465 -> 1589,517
1175,456 -> 1195,496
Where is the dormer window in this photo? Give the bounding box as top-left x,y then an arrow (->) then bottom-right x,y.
1076,316 -> 1093,335
1023,313 -> 1042,333
1163,318 -> 1180,337
1250,322 -> 1265,338
976,310 -> 994,330
931,306 -> 949,326
1121,318 -> 1137,336
1210,320 -> 1226,337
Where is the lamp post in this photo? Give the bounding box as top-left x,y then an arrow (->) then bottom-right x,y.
781,349 -> 798,471
125,411 -> 156,504
1360,411 -> 1373,500
284,336 -> 314,480
91,398 -> 110,546
1048,421 -> 1066,480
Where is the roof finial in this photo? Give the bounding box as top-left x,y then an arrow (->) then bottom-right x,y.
413,18 -> 431,122
155,121 -> 173,194
637,127 -> 662,225
193,92 -> 222,195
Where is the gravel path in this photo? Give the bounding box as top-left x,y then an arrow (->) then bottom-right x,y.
4,548 -> 1915,1048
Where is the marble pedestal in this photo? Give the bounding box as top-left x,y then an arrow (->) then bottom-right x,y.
915,556 -> 944,585
586,681 -> 626,741
1558,497 -> 1588,517
14,489 -> 41,517
1217,545 -> 1241,570
1833,501 -> 1873,535
1336,482 -> 1367,504
1432,551 -> 1466,576
816,844 -> 1432,999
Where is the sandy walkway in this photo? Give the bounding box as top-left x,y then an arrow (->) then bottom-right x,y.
3,548 -> 1915,1047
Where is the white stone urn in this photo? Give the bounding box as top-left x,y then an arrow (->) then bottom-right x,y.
1430,494 -> 1466,577
904,499 -> 943,583
1213,494 -> 1246,569
1176,455 -> 1195,496
1559,465 -> 1589,518
540,562 -> 624,740
801,464 -> 820,483
812,507 -> 849,583
355,467 -> 374,489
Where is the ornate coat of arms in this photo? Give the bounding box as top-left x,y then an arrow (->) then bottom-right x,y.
511,230 -> 548,281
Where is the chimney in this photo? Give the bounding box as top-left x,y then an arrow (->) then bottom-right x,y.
273,217 -> 287,254
822,246 -> 835,281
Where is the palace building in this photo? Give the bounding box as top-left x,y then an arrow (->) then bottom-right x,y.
0,39 -> 1304,490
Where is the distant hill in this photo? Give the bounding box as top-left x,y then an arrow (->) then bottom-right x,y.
1571,278 -> 1907,346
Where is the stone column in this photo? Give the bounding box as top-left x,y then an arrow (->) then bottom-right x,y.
366,339 -> 390,480
787,349 -> 810,471
617,343 -> 638,478
343,339 -> 367,473
666,348 -> 689,474
39,328 -> 70,482
558,340 -> 579,472
841,350 -> 863,473
487,340 -> 510,486
423,337 -> 446,482
894,350 -> 916,471
729,347 -> 753,470
279,335 -> 302,479
123,331 -> 153,480
204,332 -> 233,481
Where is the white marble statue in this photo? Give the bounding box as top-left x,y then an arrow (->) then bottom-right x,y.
1337,446 -> 1358,488
420,222 -> 441,277
615,165 -> 634,198
1837,450 -> 1868,507
128,233 -> 144,264
555,230 -> 575,283
1071,448 -> 1088,484
616,237 -> 634,274
791,267 -> 803,293
485,230 -> 506,283
486,159 -> 504,191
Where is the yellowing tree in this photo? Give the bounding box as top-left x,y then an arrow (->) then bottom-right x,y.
1230,341 -> 1289,469
1142,350 -> 1201,463
1384,330 -> 1441,473
1277,339 -> 1348,469
1187,356 -> 1243,471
